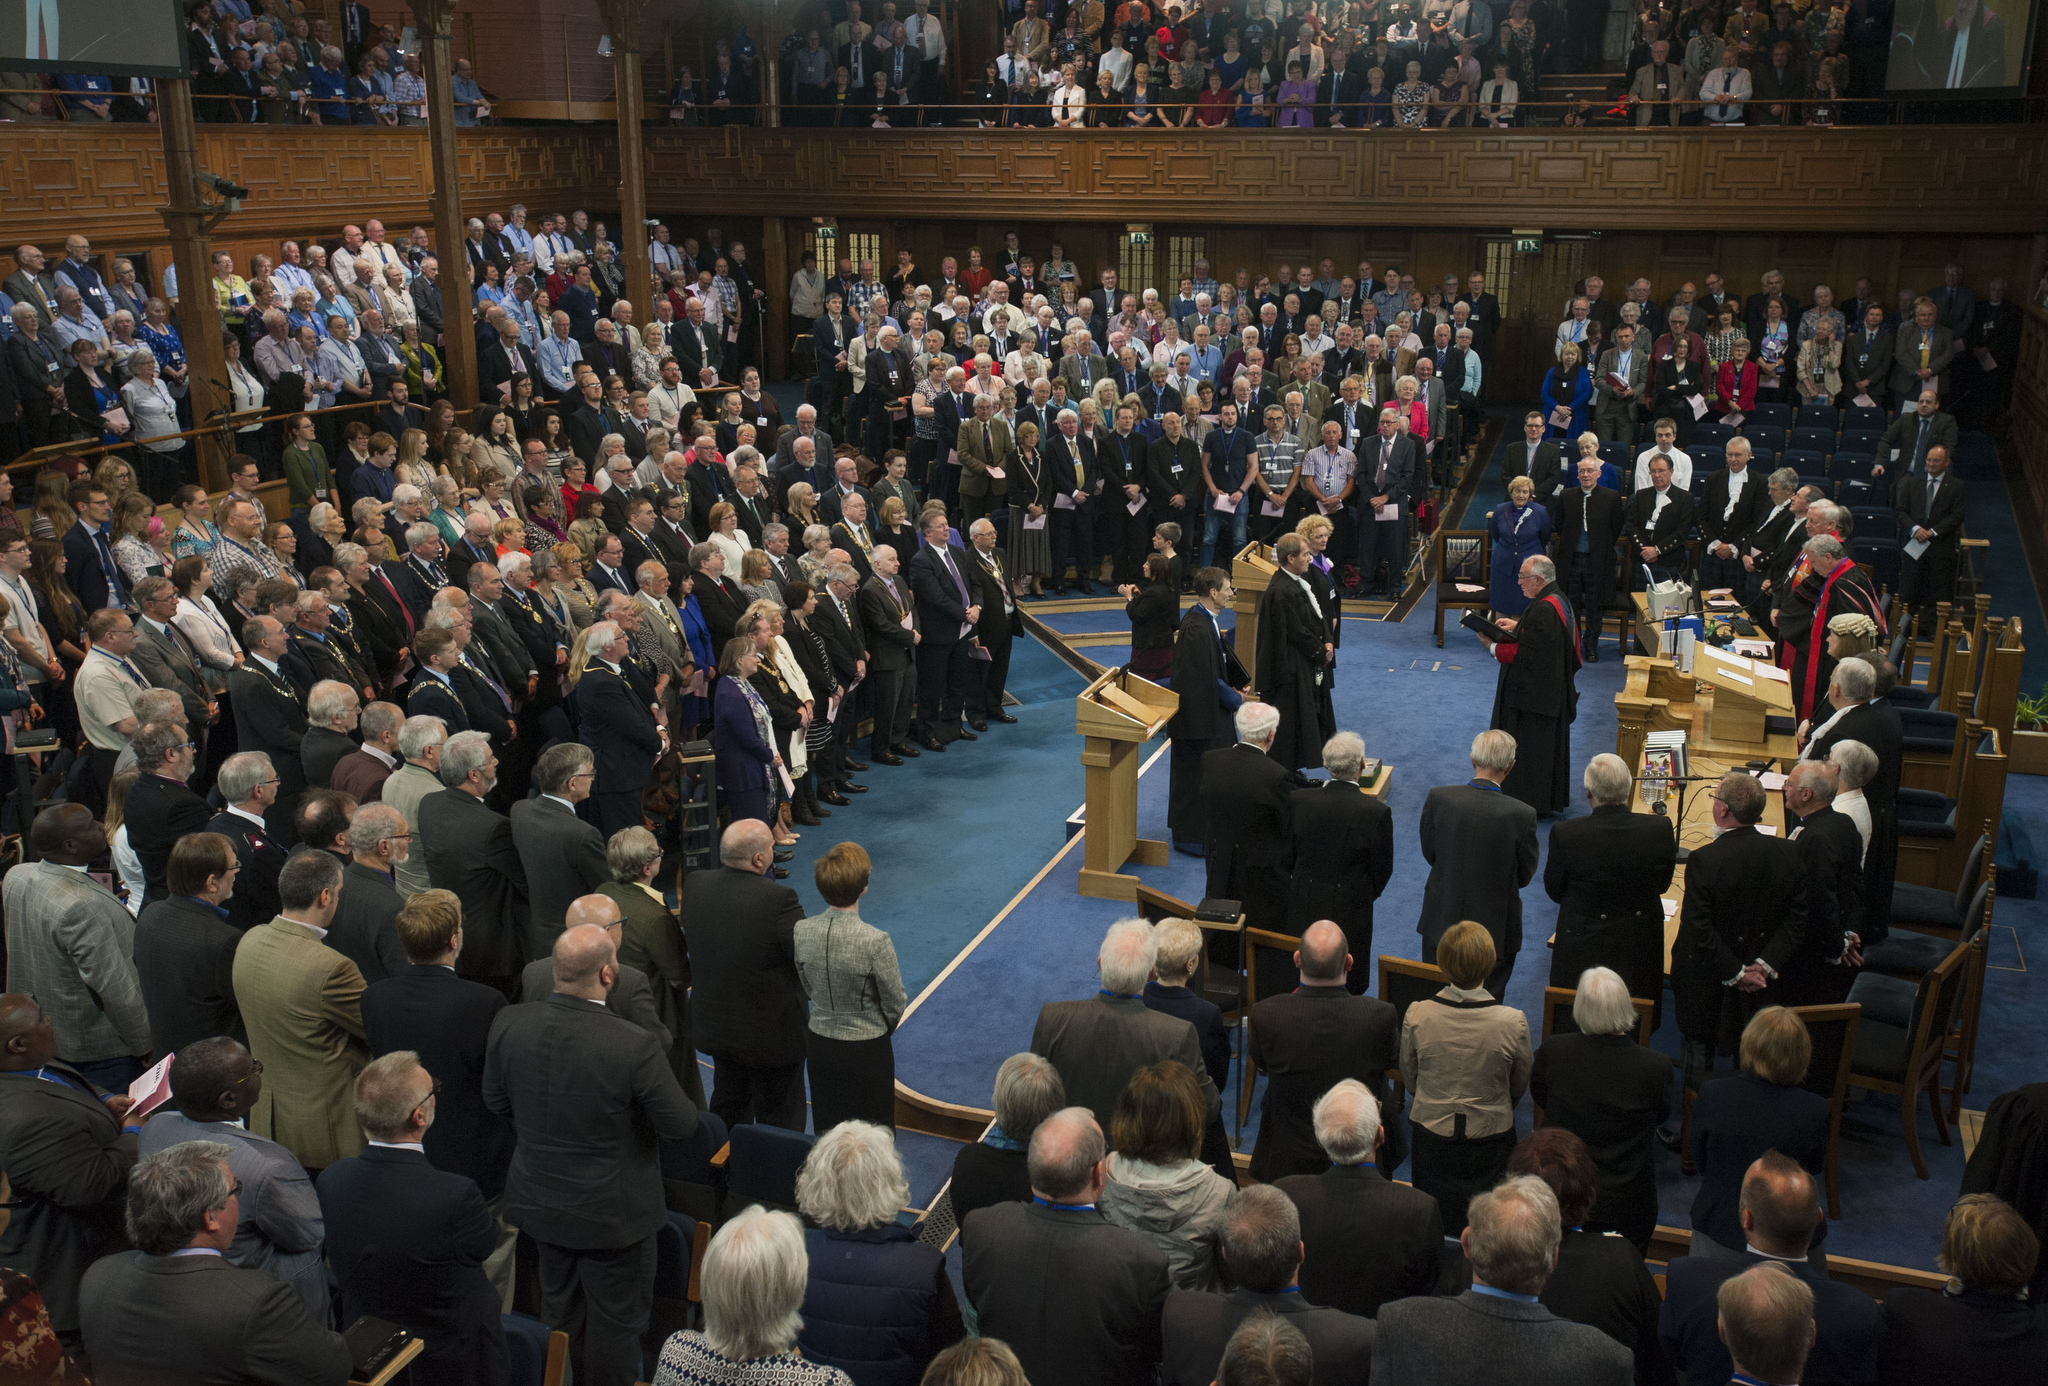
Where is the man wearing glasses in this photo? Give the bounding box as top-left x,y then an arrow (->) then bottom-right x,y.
207,752 -> 292,935
510,743 -> 610,954
78,1141 -> 352,1386
138,1037 -> 330,1319
230,849 -> 372,1176
122,721 -> 212,906
325,803 -> 412,987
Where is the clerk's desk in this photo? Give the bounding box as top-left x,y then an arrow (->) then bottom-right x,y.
1631,744 -> 1791,975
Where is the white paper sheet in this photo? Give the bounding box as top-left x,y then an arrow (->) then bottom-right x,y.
1053,493 -> 1076,510
1261,499 -> 1287,517
1023,513 -> 1049,530
1127,497 -> 1146,516
1213,493 -> 1239,513
1319,498 -> 1342,515
1903,534 -> 1930,560
985,467 -> 1006,480
1375,503 -> 1398,521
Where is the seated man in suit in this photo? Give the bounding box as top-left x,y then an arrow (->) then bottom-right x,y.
78,1141 -> 352,1386
961,1106 -> 1171,1386
1030,918 -> 1220,1131
137,1038 -> 328,1319
1659,1153 -> 1882,1386
317,1051 -> 509,1386
1373,1175 -> 1633,1386
1160,1185 -> 1374,1386
1248,922 -> 1403,1184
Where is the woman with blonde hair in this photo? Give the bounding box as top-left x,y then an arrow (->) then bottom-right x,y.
920,1337 -> 1030,1386
1879,1194 -> 2047,1376
29,470 -> 77,542
785,481 -> 821,535
706,499 -> 752,572
1400,919 -> 1531,1233
395,427 -> 436,492
738,548 -> 784,609
797,522 -> 834,587
93,456 -> 137,504
875,495 -> 916,558
103,767 -> 146,914
631,321 -> 672,390
547,540 -> 599,631
109,492 -> 162,587
1488,475 -> 1552,617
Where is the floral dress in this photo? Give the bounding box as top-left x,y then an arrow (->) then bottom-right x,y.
1393,78 -> 1430,125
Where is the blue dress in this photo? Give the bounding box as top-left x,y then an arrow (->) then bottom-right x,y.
1488,500 -> 1552,616
710,674 -> 775,825
1540,365 -> 1594,440
677,594 -> 714,728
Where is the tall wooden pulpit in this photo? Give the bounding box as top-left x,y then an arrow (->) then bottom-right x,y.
1076,668 -> 1178,901
1230,541 -> 1276,673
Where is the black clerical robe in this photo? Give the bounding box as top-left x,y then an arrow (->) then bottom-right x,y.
1491,583 -> 1580,814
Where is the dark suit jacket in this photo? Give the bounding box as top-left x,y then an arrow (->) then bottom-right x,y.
420,788 -> 531,980
299,725 -> 357,791
1249,988 -> 1403,1182
316,1146 -> 507,1386
1627,485 -> 1695,556
1530,1032 -> 1674,1239
1418,782 -> 1539,954
1842,325 -> 1894,394
361,964 -> 513,1198
483,993 -> 698,1249
1380,1289 -> 1634,1386
1686,1069 -> 1831,1254
575,663 -> 664,797
132,616 -> 210,726
1544,803 -> 1678,1002
961,1201 -> 1171,1386
1031,994 -> 1220,1128
1141,982 -> 1231,1093
407,673 -> 470,735
1660,1250 -> 1882,1386
124,773 -> 213,903
1275,1163 -> 1445,1318
1202,742 -> 1296,929
1877,1286 -> 2048,1386
1894,470 -> 1965,554
677,865 -> 806,1066
78,1251 -> 352,1386
858,574 -> 918,673
1670,825 -> 1810,1040
134,895 -> 245,1053
1549,484 -> 1628,605
1284,779 -> 1394,945
1162,1286 -> 1375,1386
61,524 -> 119,613
229,663 -> 310,796
1697,467 -> 1768,551
0,1062 -> 136,1334
508,797 -> 609,949
1786,805 -> 1863,1001
906,540 -> 972,646
325,861 -> 408,986
208,807 -> 289,934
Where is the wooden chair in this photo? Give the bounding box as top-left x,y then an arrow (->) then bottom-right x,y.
1539,986 -> 1656,1045
1433,527 -> 1490,647
543,1332 -> 570,1386
1845,936 -> 1973,1179
1788,1003 -> 1861,1219
1377,955 -> 1451,1107
1239,926 -> 1303,1126
1863,867 -> 1996,1124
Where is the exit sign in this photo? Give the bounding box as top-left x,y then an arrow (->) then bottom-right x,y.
1128,231 -> 1153,246
1515,236 -> 1542,254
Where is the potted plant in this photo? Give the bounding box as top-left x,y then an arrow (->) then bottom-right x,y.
2014,686 -> 2048,775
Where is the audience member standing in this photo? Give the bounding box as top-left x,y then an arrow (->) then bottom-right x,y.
1167,565 -> 1247,852
649,1207 -> 856,1386
1201,701 -> 1297,946
0,992 -> 140,1351
1416,730 -> 1539,997
484,924 -> 699,1386
795,842 -> 907,1132
78,1142 -> 352,1386
962,1107 -> 1172,1386
319,1052 -> 510,1386
680,820 -> 808,1129
509,742 -> 610,953
1544,753 -> 1678,1021
1483,554 -> 1582,815
600,829 -> 704,1103
231,616 -> 312,838
134,831 -> 247,1053
1687,1008 -> 1831,1262
138,1038 -> 328,1318
1878,1194 -> 2048,1385
949,1053 -> 1067,1229
232,850 -> 371,1174
208,751 -> 292,933
122,720 -> 213,905
419,731 -> 530,994
1283,731 -> 1394,980
384,714 -> 449,898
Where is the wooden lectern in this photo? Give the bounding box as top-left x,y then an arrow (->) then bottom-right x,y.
1691,643 -> 1794,744
1076,667 -> 1178,901
1230,540 -> 1276,672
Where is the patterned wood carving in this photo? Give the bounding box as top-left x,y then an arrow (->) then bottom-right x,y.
2008,305 -> 2048,536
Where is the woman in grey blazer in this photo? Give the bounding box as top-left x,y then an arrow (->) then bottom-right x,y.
795,842 -> 907,1132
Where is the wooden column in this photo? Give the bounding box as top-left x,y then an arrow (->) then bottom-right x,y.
414,0 -> 478,410
602,0 -> 655,326
763,216 -> 789,381
154,79 -> 229,493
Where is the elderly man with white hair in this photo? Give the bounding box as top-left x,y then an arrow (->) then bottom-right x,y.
1417,729 -> 1539,997
1529,966 -> 1675,1250
1198,701 -> 1300,946
961,1106 -> 1172,1386
1542,750 -> 1678,1015
1373,1175 -> 1632,1386
789,1122 -> 963,1377
1273,1079 -> 1444,1319
1029,918 -> 1222,1132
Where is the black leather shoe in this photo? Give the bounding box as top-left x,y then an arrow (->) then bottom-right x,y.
770,865 -> 790,879
968,718 -> 989,732
819,790 -> 851,806
773,849 -> 794,863
1050,581 -> 1067,596
843,759 -> 869,772
921,736 -> 948,752
792,806 -> 822,826
840,781 -> 868,793
991,711 -> 1018,723
1586,650 -> 1601,663
894,743 -> 921,757
873,752 -> 904,766
813,805 -> 832,816
953,726 -> 978,741
1074,580 -> 1096,594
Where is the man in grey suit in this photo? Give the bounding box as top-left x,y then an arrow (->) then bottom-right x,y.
138,1038 -> 328,1319
1029,919 -> 1221,1131
1372,1175 -> 1633,1386
510,743 -> 611,950
1056,328 -> 1109,399
1352,409 -> 1419,599
484,924 -> 699,1386
324,803 -> 411,985
79,1140 -> 353,1386
131,575 -> 213,731
2,805 -> 152,1091
1160,1185 -> 1374,1386
1417,731 -> 1540,997
962,1107 -> 1171,1386
1593,323 -> 1650,443
518,894 -> 671,1046
385,715 -> 448,898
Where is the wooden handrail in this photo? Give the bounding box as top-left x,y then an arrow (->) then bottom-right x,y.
7,397 -> 390,475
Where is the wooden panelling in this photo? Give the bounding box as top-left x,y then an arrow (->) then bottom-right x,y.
2009,304 -> 2048,555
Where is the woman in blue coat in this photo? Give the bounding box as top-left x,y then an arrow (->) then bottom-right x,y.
710,637 -> 781,831
1488,475 -> 1553,617
675,571 -> 716,737
1540,342 -> 1594,440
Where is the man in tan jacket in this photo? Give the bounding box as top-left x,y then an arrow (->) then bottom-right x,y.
232,849 -> 369,1172
1628,40 -> 1693,126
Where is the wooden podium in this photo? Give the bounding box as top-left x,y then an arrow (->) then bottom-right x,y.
1076,668 -> 1178,901
1230,540 -> 1276,672
1691,643 -> 1795,744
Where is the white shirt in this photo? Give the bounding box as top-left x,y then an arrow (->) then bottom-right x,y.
1719,464 -> 1750,519
1945,26 -> 1970,86
368,1140 -> 426,1153
1633,445 -> 1693,491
